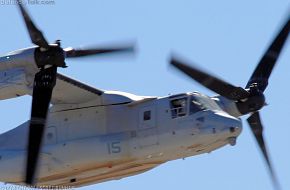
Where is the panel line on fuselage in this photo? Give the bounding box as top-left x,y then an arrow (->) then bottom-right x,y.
51,101 -> 132,113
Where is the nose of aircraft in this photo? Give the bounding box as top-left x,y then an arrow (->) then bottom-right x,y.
209,111 -> 243,140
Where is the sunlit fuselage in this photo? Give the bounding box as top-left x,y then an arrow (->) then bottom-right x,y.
0,92 -> 242,187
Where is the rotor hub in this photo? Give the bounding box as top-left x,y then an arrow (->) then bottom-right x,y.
236,85 -> 266,114
34,45 -> 66,68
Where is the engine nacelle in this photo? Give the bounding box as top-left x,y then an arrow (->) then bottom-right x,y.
0,47 -> 36,70
0,47 -> 37,100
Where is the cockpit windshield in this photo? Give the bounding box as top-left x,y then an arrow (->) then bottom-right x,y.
190,96 -> 204,114
190,93 -> 221,114
169,93 -> 221,119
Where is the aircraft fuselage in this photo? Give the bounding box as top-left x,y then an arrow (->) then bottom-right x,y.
0,91 -> 242,187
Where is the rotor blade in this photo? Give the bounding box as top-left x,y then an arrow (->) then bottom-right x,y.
246,15 -> 290,92
247,112 -> 281,190
26,66 -> 57,184
64,45 -> 134,58
170,56 -> 250,100
17,0 -> 49,49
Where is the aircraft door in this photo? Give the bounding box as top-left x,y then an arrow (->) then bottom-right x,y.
137,106 -> 159,148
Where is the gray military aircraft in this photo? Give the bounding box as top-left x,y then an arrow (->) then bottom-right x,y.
0,1 -> 289,189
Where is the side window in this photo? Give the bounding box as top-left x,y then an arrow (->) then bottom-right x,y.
143,110 -> 151,121
139,106 -> 156,129
170,98 -> 188,118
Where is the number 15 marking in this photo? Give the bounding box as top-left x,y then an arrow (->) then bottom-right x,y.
107,142 -> 121,154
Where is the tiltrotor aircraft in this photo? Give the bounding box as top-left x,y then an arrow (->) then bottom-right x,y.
0,1 -> 289,189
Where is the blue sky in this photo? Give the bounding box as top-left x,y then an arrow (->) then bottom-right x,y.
0,0 -> 289,190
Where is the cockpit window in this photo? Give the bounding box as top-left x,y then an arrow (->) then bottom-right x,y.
170,94 -> 222,118
190,97 -> 205,114
190,93 -> 221,115
170,98 -> 187,118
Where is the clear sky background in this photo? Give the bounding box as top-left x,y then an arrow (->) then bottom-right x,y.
0,0 -> 289,190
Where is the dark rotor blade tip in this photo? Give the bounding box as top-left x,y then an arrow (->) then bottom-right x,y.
16,0 -> 49,48
169,55 -> 250,100
65,45 -> 135,58
247,112 -> 281,190
246,14 -> 290,91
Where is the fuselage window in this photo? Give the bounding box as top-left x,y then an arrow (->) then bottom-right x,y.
143,110 -> 151,121
170,98 -> 187,118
